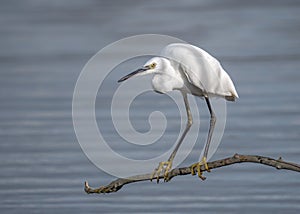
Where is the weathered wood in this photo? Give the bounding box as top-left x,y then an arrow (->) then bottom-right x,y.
84,154 -> 300,194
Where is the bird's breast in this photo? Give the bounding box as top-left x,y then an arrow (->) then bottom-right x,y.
151,73 -> 184,94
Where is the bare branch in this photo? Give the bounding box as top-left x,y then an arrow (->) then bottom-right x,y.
84,154 -> 300,194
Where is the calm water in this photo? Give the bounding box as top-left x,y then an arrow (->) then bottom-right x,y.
1,0 -> 300,213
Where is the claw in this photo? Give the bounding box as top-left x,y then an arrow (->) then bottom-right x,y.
150,161 -> 172,183
190,157 -> 210,180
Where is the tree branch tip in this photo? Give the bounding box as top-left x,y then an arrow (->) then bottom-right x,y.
84,181 -> 90,193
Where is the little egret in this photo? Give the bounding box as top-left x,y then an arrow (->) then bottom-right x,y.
118,43 -> 238,182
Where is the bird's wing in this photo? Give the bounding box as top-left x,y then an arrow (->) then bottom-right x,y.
161,43 -> 238,100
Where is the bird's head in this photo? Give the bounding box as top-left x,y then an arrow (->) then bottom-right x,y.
118,57 -> 166,82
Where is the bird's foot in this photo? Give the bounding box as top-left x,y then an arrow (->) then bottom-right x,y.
150,161 -> 172,183
190,157 -> 210,180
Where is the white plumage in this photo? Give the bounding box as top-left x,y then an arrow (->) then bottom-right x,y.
149,43 -> 238,100
118,43 -> 238,182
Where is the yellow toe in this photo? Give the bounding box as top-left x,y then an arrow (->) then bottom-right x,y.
151,161 -> 172,183
202,157 -> 210,172
190,158 -> 210,180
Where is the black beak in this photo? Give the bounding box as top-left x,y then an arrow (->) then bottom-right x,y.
118,67 -> 148,83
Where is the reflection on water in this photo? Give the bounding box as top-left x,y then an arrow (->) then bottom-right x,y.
1,0 -> 300,213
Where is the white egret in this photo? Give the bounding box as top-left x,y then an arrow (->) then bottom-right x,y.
118,43 -> 238,182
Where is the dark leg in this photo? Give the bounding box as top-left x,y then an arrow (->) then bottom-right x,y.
203,97 -> 216,162
151,92 -> 192,182
190,97 -> 216,179
167,92 -> 193,163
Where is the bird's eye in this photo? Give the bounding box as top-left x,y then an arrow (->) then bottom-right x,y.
150,62 -> 157,69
